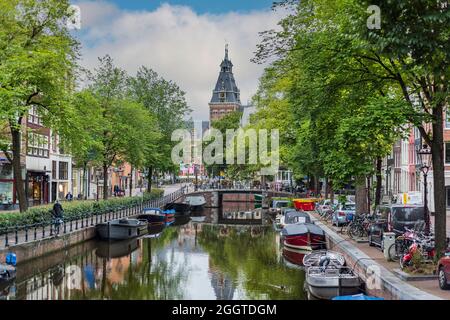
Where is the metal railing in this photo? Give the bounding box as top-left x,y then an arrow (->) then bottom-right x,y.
0,187 -> 186,249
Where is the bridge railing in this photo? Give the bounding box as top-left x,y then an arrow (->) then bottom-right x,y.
0,187 -> 186,249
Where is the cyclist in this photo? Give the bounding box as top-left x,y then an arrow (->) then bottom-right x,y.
52,200 -> 64,236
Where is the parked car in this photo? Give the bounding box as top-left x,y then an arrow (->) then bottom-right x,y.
332,203 -> 356,227
438,250 -> 450,290
316,199 -> 338,215
368,204 -> 425,248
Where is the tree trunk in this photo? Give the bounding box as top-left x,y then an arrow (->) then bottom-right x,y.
82,162 -> 87,200
329,180 -> 334,203
375,157 -> 382,207
355,176 -> 368,215
431,104 -> 447,255
324,177 -> 329,199
11,126 -> 27,212
129,166 -> 133,197
102,163 -> 109,200
147,166 -> 153,193
367,176 -> 371,215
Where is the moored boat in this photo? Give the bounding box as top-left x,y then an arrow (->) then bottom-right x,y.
281,223 -> 326,251
96,218 -> 148,240
164,202 -> 191,216
282,247 -> 309,267
306,266 -> 361,300
185,196 -> 206,212
302,250 -> 346,268
138,208 -> 175,225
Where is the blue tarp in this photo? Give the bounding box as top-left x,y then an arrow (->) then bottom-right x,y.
332,294 -> 384,300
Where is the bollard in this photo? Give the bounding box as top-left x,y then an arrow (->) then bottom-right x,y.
34,226 -> 37,241
5,231 -> 9,247
25,227 -> 28,243
15,228 -> 18,244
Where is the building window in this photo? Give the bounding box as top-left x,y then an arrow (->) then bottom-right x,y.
52,134 -> 58,153
27,132 -> 49,158
59,162 -> 68,180
27,106 -> 43,126
52,161 -> 57,180
446,110 -> 450,129
446,143 -> 450,164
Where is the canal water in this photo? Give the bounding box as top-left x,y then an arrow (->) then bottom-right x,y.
0,201 -> 307,300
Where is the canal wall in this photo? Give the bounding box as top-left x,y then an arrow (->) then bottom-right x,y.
0,226 -> 97,265
310,215 -> 442,300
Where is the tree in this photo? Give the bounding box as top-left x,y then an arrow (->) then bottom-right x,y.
207,111 -> 243,179
253,0 -> 450,252
0,0 -> 79,212
129,67 -> 190,191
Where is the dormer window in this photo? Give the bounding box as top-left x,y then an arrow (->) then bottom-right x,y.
219,92 -> 225,102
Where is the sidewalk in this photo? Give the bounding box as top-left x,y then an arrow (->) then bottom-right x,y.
313,212 -> 450,300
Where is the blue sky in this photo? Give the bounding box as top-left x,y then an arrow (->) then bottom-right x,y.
105,0 -> 275,13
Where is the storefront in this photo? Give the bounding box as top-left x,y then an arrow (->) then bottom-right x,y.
26,171 -> 49,207
0,160 -> 15,210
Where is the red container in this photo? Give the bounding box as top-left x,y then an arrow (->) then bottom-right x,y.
293,200 -> 316,211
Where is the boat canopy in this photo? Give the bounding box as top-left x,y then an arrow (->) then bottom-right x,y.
284,211 -> 311,224
281,223 -> 324,237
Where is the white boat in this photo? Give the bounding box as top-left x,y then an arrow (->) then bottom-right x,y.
302,250 -> 346,268
185,196 -> 206,211
96,218 -> 148,240
306,266 -> 361,300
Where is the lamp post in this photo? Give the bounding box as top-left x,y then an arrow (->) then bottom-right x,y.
416,144 -> 432,234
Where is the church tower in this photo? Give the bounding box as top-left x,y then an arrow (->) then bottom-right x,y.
209,45 -> 242,123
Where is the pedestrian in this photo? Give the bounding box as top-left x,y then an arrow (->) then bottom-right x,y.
65,192 -> 73,201
52,200 -> 64,236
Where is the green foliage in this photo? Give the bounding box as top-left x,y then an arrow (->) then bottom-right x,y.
129,66 -> 191,174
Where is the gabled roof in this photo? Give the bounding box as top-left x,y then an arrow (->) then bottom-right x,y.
210,45 -> 241,105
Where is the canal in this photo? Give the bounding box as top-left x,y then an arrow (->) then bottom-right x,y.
0,201 -> 307,300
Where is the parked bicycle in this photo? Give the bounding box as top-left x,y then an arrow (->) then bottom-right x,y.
347,213 -> 375,239
387,225 -> 431,262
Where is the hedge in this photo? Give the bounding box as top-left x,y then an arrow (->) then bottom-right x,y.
0,189 -> 164,229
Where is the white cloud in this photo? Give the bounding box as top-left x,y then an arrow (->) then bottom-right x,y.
75,1 -> 284,120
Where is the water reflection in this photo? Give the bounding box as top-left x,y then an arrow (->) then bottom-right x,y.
2,202 -> 306,300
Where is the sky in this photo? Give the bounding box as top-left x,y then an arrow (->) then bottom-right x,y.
71,0 -> 286,121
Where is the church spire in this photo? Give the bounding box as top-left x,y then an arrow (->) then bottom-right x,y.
210,44 -> 241,105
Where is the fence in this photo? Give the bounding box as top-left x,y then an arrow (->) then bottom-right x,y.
0,187 -> 186,249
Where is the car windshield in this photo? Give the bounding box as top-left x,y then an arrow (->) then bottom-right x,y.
276,202 -> 289,208
392,207 -> 424,222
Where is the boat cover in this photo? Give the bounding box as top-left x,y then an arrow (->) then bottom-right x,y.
281,223 -> 324,237
284,211 -> 311,224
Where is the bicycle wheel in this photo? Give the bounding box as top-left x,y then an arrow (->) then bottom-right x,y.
388,243 -> 400,262
348,224 -> 359,239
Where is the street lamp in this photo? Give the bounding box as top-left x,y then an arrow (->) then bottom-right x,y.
416,144 -> 432,234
